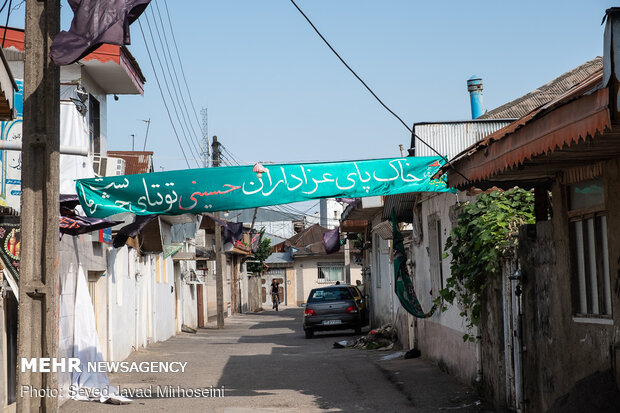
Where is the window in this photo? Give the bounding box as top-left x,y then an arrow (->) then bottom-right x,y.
317,263 -> 344,284
89,94 -> 101,155
568,178 -> 611,317
308,287 -> 352,302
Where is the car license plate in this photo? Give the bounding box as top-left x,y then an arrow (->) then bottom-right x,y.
323,320 -> 342,325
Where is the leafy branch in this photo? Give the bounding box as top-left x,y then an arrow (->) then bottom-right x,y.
436,189 -> 535,341
246,231 -> 271,275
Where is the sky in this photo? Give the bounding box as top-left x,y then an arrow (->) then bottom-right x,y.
105,1 -> 618,168
14,0 -> 617,216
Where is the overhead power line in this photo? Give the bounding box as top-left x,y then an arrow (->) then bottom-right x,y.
289,0 -> 470,183
1,0 -> 12,48
142,10 -> 200,166
161,0 -> 208,140
221,145 -> 242,166
137,19 -> 191,168
151,0 -> 203,152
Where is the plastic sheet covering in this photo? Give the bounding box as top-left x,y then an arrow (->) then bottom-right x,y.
60,102 -> 93,195
71,265 -> 131,404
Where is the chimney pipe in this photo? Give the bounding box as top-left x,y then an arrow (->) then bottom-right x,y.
467,76 -> 484,119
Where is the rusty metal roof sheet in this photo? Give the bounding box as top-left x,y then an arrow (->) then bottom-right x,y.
447,68 -> 610,188
382,192 -> 418,222
284,223 -> 330,249
107,151 -> 154,175
479,57 -> 603,120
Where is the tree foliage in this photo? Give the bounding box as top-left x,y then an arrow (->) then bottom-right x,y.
247,233 -> 271,275
437,188 -> 535,341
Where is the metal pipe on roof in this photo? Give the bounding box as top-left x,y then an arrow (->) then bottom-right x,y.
467,76 -> 484,119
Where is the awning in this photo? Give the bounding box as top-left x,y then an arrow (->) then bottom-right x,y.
0,48 -> 17,120
446,71 -> 614,189
172,251 -> 210,261
163,244 -> 182,259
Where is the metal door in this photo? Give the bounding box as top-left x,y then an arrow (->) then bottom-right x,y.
263,268 -> 287,307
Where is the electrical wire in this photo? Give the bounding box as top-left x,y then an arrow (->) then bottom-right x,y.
221,145 -> 242,166
144,9 -> 200,163
148,4 -> 199,151
268,203 -> 341,225
161,0 -> 208,141
289,0 -> 470,184
142,11 -> 201,167
1,0 -> 12,48
151,0 -> 203,152
0,0 -> 10,17
138,19 -> 191,169
219,153 -> 234,167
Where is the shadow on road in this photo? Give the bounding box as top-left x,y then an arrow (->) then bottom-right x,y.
213,308 -> 404,412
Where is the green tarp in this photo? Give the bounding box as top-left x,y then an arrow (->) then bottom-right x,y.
392,210 -> 437,318
76,156 -> 454,218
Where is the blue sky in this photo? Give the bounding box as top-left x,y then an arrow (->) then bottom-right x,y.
96,1 -> 616,172
29,0 -> 610,175
23,0 -> 609,217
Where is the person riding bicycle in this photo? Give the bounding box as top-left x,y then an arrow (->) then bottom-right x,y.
270,280 -> 280,309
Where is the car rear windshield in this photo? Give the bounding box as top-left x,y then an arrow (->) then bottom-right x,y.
308,287 -> 353,302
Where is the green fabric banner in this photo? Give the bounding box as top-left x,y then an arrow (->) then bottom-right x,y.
392,210 -> 437,318
76,156 -> 453,218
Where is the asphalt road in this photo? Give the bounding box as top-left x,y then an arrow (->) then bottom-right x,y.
60,307 -> 486,412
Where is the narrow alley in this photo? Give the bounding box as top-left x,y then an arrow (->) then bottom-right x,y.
60,308 -> 486,413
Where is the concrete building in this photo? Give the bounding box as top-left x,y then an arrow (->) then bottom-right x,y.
0,27 -> 152,408
228,207 -> 304,240
443,10 -> 620,411
338,43 -> 605,408
268,224 -> 362,307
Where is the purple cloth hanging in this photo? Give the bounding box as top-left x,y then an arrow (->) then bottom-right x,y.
224,222 -> 244,245
249,230 -> 262,252
204,214 -> 244,244
336,198 -> 357,206
59,215 -> 120,236
50,0 -> 151,66
113,214 -> 157,248
322,227 -> 341,254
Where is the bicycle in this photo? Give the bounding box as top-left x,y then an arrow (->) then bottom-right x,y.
271,291 -> 280,311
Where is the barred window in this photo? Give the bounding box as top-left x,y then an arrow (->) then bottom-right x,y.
317,263 -> 344,284
569,178 -> 611,317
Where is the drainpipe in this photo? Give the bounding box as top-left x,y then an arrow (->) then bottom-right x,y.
134,254 -> 139,351
467,76 -> 484,119
475,329 -> 483,384
106,249 -> 113,361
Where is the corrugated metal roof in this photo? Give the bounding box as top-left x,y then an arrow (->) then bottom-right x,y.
372,220 -> 393,240
265,251 -> 294,265
382,192 -> 418,222
107,151 -> 154,175
479,57 -> 602,120
285,224 -> 329,249
412,120 -> 514,159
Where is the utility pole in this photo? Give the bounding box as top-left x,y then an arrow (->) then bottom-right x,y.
250,208 -> 258,231
344,239 -> 351,284
18,1 -> 60,412
142,118 -> 151,150
200,108 -> 210,167
212,136 -> 225,328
